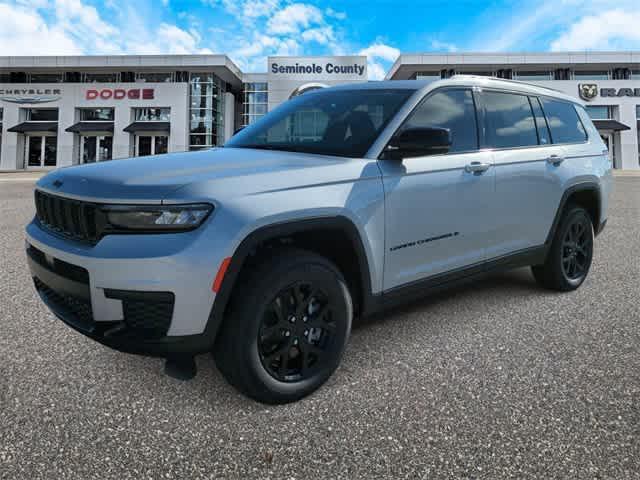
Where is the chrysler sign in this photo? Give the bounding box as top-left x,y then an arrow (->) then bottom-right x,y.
579,83 -> 640,101
0,88 -> 62,104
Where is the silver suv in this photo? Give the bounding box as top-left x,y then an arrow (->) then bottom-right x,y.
26,76 -> 612,403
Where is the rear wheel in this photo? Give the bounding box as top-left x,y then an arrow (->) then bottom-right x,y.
214,249 -> 352,404
532,204 -> 594,291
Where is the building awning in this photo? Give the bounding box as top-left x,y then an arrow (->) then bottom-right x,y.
66,121 -> 114,133
592,120 -> 631,132
7,122 -> 58,133
123,121 -> 170,133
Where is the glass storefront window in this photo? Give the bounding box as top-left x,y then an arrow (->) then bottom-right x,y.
80,108 -> 114,121
585,106 -> 612,120
136,72 -> 174,83
83,72 -> 119,83
415,72 -> 441,81
245,82 -> 268,91
27,136 -> 57,167
29,73 -> 63,83
189,72 -> 225,149
458,71 -> 494,77
242,81 -> 268,127
27,108 -> 58,121
136,135 -> 168,156
636,105 -> 640,118
573,71 -> 610,80
515,71 -> 553,81
133,107 -> 171,121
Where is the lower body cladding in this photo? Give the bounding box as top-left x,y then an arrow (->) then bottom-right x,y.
25,220 -> 226,357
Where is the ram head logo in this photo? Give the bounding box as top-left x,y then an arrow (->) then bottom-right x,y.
579,84 -> 598,101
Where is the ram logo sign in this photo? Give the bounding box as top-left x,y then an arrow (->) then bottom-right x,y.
578,84 -> 598,101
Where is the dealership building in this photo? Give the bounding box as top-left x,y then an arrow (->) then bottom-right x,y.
1,51 -> 640,170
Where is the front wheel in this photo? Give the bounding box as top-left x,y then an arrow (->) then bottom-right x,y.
214,249 -> 352,404
532,204 -> 594,291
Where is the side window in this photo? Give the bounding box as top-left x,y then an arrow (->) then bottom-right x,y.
540,98 -> 588,144
482,91 -> 538,148
530,97 -> 551,145
402,89 -> 478,154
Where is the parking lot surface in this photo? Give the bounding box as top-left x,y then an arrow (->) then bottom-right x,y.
1,178 -> 638,479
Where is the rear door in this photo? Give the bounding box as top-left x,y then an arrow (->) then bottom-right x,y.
378,87 -> 495,291
478,90 -> 568,259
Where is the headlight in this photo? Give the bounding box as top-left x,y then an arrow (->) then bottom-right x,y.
102,204 -> 213,232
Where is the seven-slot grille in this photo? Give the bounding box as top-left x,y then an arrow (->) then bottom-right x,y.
35,190 -> 99,243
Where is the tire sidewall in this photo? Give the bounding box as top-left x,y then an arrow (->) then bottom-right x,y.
238,257 -> 352,399
554,207 -> 594,289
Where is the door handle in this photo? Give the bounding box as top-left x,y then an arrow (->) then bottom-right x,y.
464,161 -> 491,174
547,154 -> 565,165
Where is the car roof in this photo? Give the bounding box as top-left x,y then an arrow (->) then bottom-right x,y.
327,76 -> 582,104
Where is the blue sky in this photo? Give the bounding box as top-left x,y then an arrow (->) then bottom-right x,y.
2,0 -> 640,78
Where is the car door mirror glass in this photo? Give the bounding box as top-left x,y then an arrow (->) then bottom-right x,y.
385,127 -> 452,159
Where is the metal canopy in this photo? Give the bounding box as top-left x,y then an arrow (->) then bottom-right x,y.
123,121 -> 170,133
7,122 -> 58,133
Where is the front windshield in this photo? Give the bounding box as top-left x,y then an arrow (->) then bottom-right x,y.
225,88 -> 415,158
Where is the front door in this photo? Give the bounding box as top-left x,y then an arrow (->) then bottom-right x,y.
379,88 -> 495,291
81,135 -> 113,163
26,135 -> 57,168
136,135 -> 168,156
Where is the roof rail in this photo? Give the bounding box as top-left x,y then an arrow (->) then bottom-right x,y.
449,74 -> 564,94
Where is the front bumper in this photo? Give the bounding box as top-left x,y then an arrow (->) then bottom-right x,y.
26,218 -> 229,356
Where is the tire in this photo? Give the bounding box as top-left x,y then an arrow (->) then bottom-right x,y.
213,248 -> 353,404
532,204 -> 594,291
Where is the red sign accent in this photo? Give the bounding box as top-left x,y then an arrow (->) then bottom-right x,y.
85,88 -> 155,101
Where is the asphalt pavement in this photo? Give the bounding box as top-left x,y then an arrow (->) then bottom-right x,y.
0,178 -> 638,479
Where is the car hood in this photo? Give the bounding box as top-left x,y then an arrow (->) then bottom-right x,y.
36,148 -> 377,204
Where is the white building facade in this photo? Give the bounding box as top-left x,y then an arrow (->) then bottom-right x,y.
1,52 -> 639,170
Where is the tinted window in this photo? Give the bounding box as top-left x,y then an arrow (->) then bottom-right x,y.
530,97 -> 551,145
540,98 -> 588,144
483,91 -> 538,148
226,89 -> 413,158
402,89 -> 478,154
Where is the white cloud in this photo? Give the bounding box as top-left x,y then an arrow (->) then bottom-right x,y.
359,43 -> 400,62
325,7 -> 346,20
300,26 -> 335,45
358,42 -> 400,80
267,3 -> 323,35
550,9 -> 640,50
430,40 -> 458,52
0,3 -> 82,55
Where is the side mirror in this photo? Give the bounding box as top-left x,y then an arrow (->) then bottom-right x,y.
385,127 -> 452,159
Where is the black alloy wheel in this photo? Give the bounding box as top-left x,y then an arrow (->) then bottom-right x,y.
560,215 -> 593,281
258,282 -> 336,382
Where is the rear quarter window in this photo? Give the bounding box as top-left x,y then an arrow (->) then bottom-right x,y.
540,98 -> 588,144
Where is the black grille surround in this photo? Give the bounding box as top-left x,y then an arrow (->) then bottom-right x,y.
35,190 -> 99,244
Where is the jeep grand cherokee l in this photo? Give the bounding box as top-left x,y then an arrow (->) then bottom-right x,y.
26,76 -> 612,403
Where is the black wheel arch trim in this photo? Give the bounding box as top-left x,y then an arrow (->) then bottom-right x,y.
202,216 -> 375,352
545,181 -> 603,244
